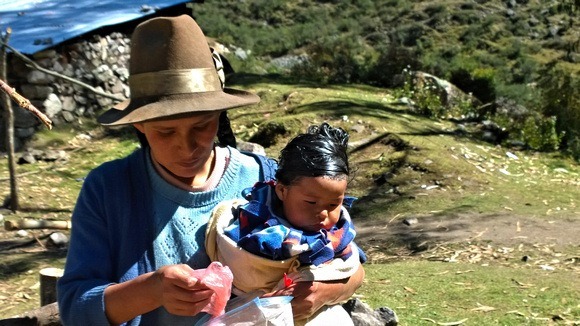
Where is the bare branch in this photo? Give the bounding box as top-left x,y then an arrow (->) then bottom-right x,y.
0,78 -> 53,129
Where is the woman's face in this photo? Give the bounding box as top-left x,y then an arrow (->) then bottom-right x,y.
275,176 -> 347,232
133,112 -> 221,184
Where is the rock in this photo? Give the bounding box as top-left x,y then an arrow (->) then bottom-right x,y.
376,307 -> 398,326
42,93 -> 63,118
42,150 -> 68,162
18,152 -> 36,164
350,124 -> 366,133
343,298 -> 398,326
237,141 -> 266,156
46,232 -> 69,249
16,230 -> 29,237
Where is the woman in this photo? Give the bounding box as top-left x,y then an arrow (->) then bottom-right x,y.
57,15 -> 364,325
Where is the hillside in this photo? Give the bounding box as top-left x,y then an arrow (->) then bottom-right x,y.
192,0 -> 580,159
193,0 -> 579,74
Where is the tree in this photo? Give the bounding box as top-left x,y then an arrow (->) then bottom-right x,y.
0,28 -> 18,212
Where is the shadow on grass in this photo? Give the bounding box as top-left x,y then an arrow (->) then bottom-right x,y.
0,249 -> 67,281
290,99 -> 407,120
14,206 -> 72,214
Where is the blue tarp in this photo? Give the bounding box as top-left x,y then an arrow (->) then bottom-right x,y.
0,0 -> 191,54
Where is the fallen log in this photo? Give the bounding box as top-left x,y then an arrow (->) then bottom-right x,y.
0,302 -> 61,326
4,219 -> 71,231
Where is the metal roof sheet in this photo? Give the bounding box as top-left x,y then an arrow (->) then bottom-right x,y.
0,0 -> 192,54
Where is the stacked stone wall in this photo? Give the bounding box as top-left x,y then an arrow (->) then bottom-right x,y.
2,32 -> 131,150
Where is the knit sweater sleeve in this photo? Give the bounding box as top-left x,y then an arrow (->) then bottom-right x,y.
57,150 -> 149,326
57,165 -> 117,325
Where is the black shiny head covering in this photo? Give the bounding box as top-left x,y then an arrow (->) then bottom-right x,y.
276,122 -> 349,185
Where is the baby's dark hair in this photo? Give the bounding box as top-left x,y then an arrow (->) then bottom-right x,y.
275,122 -> 349,185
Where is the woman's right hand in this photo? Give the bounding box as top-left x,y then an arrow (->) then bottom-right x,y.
105,264 -> 215,324
154,264 -> 215,316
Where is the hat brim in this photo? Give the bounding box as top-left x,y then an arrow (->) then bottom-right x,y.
97,88 -> 260,126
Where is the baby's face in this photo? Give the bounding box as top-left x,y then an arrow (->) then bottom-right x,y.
275,176 -> 347,232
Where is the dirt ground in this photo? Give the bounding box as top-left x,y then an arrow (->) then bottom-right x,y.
353,212 -> 580,269
356,212 -> 579,248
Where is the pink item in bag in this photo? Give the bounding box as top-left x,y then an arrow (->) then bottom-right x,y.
190,262 -> 234,317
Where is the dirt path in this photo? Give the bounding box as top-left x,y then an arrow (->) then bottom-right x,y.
354,212 -> 580,254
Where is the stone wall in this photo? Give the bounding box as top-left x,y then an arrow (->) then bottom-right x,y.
2,32 -> 131,151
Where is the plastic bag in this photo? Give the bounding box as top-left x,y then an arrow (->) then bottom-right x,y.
189,262 -> 234,317
196,292 -> 294,326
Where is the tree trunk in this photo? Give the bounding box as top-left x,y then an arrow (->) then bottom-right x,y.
1,29 -> 19,212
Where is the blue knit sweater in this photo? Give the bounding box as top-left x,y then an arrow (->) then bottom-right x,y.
57,147 -> 263,325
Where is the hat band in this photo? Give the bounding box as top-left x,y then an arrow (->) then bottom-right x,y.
129,68 -> 222,98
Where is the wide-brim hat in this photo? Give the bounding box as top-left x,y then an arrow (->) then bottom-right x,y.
98,15 -> 259,126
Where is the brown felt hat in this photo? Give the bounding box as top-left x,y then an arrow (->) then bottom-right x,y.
98,15 -> 260,126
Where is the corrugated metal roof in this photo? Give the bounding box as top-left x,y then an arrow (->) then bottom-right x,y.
0,0 -> 193,54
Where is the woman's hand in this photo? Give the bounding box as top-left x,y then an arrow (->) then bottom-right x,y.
271,281 -> 330,320
263,265 -> 365,320
104,264 -> 215,324
154,264 -> 215,316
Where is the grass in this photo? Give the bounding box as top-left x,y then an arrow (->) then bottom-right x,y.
359,261 -> 579,325
0,79 -> 578,321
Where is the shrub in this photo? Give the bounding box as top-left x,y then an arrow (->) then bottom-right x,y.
521,115 -> 560,151
391,22 -> 427,47
369,45 -> 420,87
537,63 -> 580,159
290,34 -> 376,84
449,67 -> 497,105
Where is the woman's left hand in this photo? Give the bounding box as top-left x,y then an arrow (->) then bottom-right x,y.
263,264 -> 364,320
265,281 -> 328,320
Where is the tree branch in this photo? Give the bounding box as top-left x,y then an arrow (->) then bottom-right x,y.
0,78 -> 52,129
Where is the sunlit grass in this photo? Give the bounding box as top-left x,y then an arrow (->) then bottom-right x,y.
359,261 -> 580,325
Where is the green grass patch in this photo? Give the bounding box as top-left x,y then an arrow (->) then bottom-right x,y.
358,261 -> 580,325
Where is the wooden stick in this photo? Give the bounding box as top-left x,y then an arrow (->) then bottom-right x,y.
4,219 -> 71,231
0,78 -> 52,129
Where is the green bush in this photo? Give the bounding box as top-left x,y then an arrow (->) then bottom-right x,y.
368,45 -> 420,87
290,34 -> 376,84
538,63 -> 580,159
449,67 -> 497,105
566,131 -> 580,161
391,22 -> 427,47
521,115 -> 560,151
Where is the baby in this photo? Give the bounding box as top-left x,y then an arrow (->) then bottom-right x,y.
206,123 -> 366,325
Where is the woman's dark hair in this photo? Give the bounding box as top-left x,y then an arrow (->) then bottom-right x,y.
275,122 -> 349,185
134,111 -> 236,148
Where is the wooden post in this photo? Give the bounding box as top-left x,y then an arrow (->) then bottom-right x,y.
1,28 -> 19,212
39,268 -> 64,307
